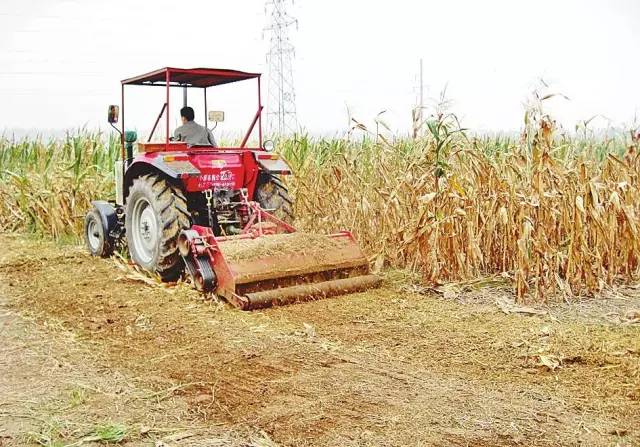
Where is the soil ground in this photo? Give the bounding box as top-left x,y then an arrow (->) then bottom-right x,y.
0,233 -> 638,446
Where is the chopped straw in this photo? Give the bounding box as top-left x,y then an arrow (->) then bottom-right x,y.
219,232 -> 346,263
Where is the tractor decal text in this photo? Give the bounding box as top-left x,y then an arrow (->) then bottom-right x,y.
197,170 -> 236,189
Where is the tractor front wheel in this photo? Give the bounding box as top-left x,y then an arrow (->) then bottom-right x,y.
125,174 -> 190,281
255,173 -> 294,223
84,210 -> 114,257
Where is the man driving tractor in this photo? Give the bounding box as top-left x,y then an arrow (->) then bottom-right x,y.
174,106 -> 217,146
84,66 -> 380,309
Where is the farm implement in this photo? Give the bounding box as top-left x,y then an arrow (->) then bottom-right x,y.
84,67 -> 380,310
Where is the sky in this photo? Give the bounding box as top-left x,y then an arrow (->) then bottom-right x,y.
0,0 -> 638,138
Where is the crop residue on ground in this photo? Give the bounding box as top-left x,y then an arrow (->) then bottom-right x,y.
1,234 -> 638,446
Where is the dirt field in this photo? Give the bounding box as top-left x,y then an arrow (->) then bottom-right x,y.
1,234 -> 638,446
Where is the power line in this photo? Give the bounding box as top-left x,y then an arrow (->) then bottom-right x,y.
0,13 -> 62,18
0,12 -> 118,21
0,72 -> 106,75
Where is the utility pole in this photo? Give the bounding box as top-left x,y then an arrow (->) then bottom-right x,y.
413,58 -> 424,139
264,0 -> 298,136
420,58 -> 424,118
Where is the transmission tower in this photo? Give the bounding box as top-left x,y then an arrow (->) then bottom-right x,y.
264,0 -> 298,136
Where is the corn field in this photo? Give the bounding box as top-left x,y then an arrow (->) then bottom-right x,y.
0,132 -> 119,239
1,113 -> 639,302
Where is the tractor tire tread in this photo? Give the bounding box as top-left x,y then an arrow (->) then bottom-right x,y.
126,175 -> 190,281
255,173 -> 294,223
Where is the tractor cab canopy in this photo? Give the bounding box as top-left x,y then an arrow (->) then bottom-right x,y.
118,67 -> 264,154
122,67 -> 260,88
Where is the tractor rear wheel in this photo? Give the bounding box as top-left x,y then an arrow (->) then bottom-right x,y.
125,174 -> 190,281
255,173 -> 294,223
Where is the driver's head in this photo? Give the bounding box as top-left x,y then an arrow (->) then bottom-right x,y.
180,106 -> 195,124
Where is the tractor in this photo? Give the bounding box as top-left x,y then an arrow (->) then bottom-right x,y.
85,67 -> 380,310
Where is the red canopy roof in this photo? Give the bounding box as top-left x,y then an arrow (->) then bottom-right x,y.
121,67 -> 260,88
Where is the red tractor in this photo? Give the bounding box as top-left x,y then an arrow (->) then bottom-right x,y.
85,67 -> 380,310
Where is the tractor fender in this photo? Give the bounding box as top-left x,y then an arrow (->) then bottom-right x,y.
91,200 -> 118,237
124,157 -> 200,197
252,151 -> 292,175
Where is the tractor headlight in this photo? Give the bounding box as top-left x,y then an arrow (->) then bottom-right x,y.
263,140 -> 275,152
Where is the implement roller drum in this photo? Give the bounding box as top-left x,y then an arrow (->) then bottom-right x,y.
243,274 -> 382,310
